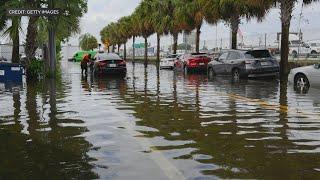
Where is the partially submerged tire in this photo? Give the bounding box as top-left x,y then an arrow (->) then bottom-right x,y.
232,68 -> 240,80
295,74 -> 310,90
208,68 -> 215,79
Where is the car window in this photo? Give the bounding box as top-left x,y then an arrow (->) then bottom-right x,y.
245,50 -> 271,59
227,52 -> 241,60
219,52 -> 228,60
167,55 -> 177,58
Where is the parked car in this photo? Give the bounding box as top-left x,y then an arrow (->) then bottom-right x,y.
288,64 -> 320,90
309,42 -> 320,55
289,40 -> 312,58
207,49 -> 279,79
175,53 -> 211,73
92,53 -> 126,76
160,54 -> 180,69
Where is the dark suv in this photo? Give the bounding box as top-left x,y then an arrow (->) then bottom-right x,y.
207,49 -> 279,79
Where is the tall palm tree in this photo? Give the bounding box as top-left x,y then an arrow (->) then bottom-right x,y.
2,16 -> 22,63
204,0 -> 272,50
176,0 -> 205,53
134,0 -> 155,67
150,0 -> 171,62
275,0 -> 319,76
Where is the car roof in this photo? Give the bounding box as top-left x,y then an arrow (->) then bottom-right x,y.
95,53 -> 122,61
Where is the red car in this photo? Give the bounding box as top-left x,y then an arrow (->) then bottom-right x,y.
175,53 -> 211,73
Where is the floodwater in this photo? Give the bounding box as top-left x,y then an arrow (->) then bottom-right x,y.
1,61 -> 320,179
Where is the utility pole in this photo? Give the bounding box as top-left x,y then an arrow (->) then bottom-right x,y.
48,0 -> 56,76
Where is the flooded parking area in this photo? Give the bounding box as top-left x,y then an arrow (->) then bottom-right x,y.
1,61 -> 320,179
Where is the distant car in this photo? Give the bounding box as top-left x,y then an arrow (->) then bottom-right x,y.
288,64 -> 320,90
175,53 -> 211,73
207,49 -> 279,79
73,51 -> 97,62
92,53 -> 126,76
160,54 -> 180,69
309,42 -> 320,55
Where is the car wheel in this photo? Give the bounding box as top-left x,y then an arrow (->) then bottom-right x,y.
292,51 -> 298,58
184,65 -> 189,74
232,68 -> 240,80
93,67 -> 100,76
208,68 -> 215,78
295,74 -> 310,89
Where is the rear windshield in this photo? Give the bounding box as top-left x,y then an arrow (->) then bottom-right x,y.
244,50 -> 271,59
167,55 -> 178,58
191,53 -> 208,58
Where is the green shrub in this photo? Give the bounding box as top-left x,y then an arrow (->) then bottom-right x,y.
27,59 -> 44,79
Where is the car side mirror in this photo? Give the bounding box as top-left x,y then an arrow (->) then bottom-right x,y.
214,57 -> 219,61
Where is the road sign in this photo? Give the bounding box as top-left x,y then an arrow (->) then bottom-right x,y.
134,43 -> 145,49
7,8 -> 61,16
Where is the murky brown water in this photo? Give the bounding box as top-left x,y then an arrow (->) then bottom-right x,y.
1,61 -> 320,179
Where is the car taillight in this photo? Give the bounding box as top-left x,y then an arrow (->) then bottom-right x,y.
99,62 -> 107,67
118,60 -> 126,65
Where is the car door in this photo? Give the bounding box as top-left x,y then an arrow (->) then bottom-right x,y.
213,52 -> 228,75
308,65 -> 320,87
224,51 -> 241,74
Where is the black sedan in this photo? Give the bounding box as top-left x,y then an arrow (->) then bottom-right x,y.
92,53 -> 127,76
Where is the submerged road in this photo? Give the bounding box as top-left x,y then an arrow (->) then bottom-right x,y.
0,60 -> 320,179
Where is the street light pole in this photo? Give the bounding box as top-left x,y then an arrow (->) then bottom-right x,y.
48,0 -> 56,76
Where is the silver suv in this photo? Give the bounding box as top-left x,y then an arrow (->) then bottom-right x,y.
208,49 -> 279,79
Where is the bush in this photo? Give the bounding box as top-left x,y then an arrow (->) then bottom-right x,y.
27,59 -> 44,79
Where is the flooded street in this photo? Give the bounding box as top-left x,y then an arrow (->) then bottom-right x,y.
1,60 -> 320,179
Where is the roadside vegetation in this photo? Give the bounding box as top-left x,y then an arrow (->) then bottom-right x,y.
79,33 -> 98,51
100,0 -> 319,77
0,0 -> 88,79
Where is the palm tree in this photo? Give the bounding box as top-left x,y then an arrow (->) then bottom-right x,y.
150,0 -> 171,62
176,0 -> 205,53
2,16 -> 22,63
203,0 -> 272,50
275,0 -> 319,76
134,0 -> 155,66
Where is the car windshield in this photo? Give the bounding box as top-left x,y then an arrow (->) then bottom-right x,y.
95,53 -> 122,61
244,50 -> 271,59
166,55 -> 177,58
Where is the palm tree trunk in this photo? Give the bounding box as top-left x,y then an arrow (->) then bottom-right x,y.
132,36 -> 136,64
107,46 -> 110,53
280,1 -> 294,77
230,16 -> 240,50
196,25 -> 201,53
157,33 -> 160,63
124,42 -> 127,60
112,45 -> 115,52
25,16 -> 39,65
144,37 -> 148,67
12,35 -> 20,63
173,33 -> 178,54
117,44 -> 120,54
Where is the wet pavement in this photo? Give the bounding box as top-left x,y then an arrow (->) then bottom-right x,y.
1,60 -> 320,179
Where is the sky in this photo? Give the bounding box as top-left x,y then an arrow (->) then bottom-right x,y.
2,0 -> 320,49
69,0 -> 320,50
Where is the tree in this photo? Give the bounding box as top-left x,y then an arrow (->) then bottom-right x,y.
203,0 -> 272,50
134,0 -> 155,66
275,0 -> 318,76
176,0 -> 206,53
150,0 -> 171,62
79,33 -> 98,51
2,0 -> 23,63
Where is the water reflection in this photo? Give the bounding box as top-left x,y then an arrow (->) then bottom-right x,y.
0,78 -> 98,179
116,64 -> 320,179
1,62 -> 320,179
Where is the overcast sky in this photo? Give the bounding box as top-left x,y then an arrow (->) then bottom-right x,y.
69,0 -> 320,49
2,0 -> 320,49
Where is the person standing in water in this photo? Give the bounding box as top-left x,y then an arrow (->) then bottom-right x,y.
81,54 -> 91,75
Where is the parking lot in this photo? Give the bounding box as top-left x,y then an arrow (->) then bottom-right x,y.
0,61 -> 320,179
